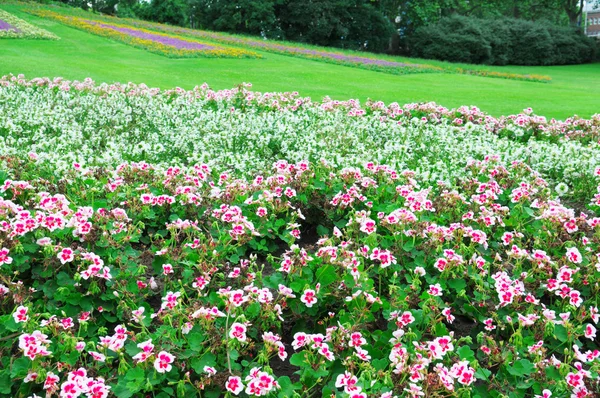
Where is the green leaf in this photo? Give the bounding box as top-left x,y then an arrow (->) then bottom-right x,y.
448,278 -> 466,292
57,271 -> 74,287
554,325 -> 568,342
246,302 -> 261,318
0,373 -> 11,394
191,352 -> 216,374
434,321 -> 449,336
316,224 -> 330,237
112,382 -> 135,398
402,240 -> 414,251
125,367 -> 145,383
475,367 -> 491,380
457,345 -> 475,361
289,352 -> 307,367
507,359 -> 535,377
10,357 -> 31,378
188,331 -> 206,352
372,358 -> 389,371
315,264 -> 337,288
277,376 -> 295,397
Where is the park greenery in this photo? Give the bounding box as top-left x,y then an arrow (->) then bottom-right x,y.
42,0 -> 600,61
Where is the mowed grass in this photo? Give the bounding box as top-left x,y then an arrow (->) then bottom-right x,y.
1,3 -> 599,119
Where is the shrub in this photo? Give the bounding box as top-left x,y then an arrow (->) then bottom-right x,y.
410,15 -> 596,65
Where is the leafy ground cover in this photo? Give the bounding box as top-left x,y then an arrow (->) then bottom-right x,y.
0,3 -> 599,118
0,75 -> 599,397
0,8 -> 57,39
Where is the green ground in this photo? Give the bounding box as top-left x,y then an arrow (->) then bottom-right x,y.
1,3 -> 599,119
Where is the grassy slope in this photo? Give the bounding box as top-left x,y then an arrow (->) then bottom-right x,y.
1,3 -> 599,119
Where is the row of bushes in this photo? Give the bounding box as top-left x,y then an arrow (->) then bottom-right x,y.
410,15 -> 598,65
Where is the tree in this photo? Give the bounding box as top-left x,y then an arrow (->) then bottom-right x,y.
192,0 -> 280,37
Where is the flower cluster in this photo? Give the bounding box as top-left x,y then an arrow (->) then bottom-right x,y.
1,75 -> 599,202
0,9 -> 58,39
27,9 -> 259,59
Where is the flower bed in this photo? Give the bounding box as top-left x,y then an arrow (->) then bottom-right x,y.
0,75 -> 599,202
27,10 -> 260,59
0,9 -> 58,39
0,18 -> 19,32
119,17 -> 552,82
0,153 -> 599,397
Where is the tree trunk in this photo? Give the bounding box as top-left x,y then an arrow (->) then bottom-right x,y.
565,0 -> 584,26
388,30 -> 400,54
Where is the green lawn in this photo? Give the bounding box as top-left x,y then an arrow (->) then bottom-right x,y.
1,3 -> 599,119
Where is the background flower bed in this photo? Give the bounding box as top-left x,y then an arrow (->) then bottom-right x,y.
27,9 -> 259,59
0,75 -> 598,202
0,9 -> 58,39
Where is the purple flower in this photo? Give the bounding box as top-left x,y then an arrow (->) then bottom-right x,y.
0,18 -> 19,32
91,21 -> 217,51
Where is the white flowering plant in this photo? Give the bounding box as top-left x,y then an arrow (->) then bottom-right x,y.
0,9 -> 58,40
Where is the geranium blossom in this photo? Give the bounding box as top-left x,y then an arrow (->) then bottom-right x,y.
154,351 -> 175,373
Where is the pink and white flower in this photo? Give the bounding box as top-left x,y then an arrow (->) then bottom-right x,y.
154,351 -> 175,373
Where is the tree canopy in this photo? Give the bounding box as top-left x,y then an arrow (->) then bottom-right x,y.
50,0 -> 600,56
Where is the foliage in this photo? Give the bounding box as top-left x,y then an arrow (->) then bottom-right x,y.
410,14 -> 597,65
41,4 -> 550,82
190,0 -> 281,38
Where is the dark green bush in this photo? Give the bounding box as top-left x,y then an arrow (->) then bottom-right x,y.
410,15 -> 596,66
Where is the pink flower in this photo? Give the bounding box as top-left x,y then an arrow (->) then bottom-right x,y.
442,307 -> 455,324
154,351 -> 175,373
292,332 -> 308,350
162,263 -> 173,275
88,351 -> 106,362
13,305 -> 29,323
301,289 -> 318,308
566,372 -> 584,389
534,389 -> 552,398
584,324 -> 597,340
256,207 -> 267,217
229,322 -> 248,343
132,339 -> 154,363
565,247 -> 582,264
590,306 -> 599,324
24,372 -> 38,383
58,248 -> 75,264
44,372 -> 59,391
228,290 -> 248,307
359,218 -> 376,235
428,284 -> 443,297
225,376 -> 244,395
397,311 -> 415,327
318,344 -> 335,361
0,247 -> 12,266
